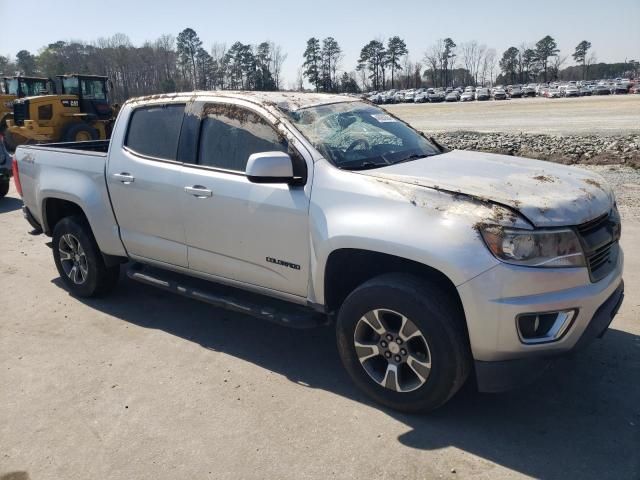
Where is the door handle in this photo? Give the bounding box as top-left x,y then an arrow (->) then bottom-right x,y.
112,172 -> 135,184
184,185 -> 212,198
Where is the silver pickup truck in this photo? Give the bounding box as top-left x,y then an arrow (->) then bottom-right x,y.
13,92 -> 624,412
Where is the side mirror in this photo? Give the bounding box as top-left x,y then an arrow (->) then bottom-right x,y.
246,151 -> 295,184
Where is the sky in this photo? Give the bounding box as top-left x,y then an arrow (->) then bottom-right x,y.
1,0 -> 639,87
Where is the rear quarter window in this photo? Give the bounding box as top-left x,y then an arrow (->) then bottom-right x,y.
125,104 -> 185,160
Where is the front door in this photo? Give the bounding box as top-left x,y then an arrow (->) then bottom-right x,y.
180,101 -> 311,297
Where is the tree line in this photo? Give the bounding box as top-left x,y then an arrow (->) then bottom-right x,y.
495,36 -> 639,85
2,30 -> 638,102
0,28 -> 287,103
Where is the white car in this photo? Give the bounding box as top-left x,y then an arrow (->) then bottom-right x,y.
460,91 -> 475,101
403,90 -> 415,102
565,86 -> 581,97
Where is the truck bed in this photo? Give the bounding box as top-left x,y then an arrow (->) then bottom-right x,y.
15,139 -> 127,258
30,139 -> 110,153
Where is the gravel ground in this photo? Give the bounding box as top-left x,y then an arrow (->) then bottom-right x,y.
386,94 -> 640,136
433,132 -> 640,167
576,165 -> 640,220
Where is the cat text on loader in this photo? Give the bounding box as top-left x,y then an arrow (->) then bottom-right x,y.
0,76 -> 53,133
4,74 -> 116,150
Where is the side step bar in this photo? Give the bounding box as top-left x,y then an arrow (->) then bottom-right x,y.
126,263 -> 328,329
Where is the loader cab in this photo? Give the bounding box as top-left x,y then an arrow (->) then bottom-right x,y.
57,75 -> 112,120
4,76 -> 54,98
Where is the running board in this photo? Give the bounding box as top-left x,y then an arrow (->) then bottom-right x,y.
126,263 -> 328,329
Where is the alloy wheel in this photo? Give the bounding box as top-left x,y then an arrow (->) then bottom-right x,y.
58,233 -> 89,284
353,308 -> 431,393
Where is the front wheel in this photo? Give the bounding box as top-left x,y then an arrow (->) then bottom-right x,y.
336,273 -> 471,412
52,216 -> 119,297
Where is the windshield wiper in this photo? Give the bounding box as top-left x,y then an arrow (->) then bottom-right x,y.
340,161 -> 387,171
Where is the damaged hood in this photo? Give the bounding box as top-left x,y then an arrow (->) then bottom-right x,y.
360,149 -> 614,227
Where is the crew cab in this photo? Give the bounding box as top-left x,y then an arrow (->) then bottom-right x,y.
13,92 -> 624,412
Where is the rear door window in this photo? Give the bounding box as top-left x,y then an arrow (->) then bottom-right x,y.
125,104 -> 185,160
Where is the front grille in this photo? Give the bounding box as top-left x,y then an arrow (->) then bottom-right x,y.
577,209 -> 621,282
13,100 -> 29,126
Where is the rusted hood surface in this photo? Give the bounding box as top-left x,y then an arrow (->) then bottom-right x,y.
361,149 -> 614,227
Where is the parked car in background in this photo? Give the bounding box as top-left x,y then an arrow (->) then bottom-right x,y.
612,83 -> 628,94
522,86 -> 536,97
492,88 -> 508,100
565,86 -> 580,97
393,91 -> 406,103
475,88 -> 490,100
631,84 -> 640,94
427,91 -> 445,103
460,91 -> 475,102
580,86 -> 592,96
414,90 -> 429,103
445,91 -> 460,102
508,86 -> 523,98
0,136 -> 11,198
404,90 -> 416,102
547,88 -> 562,98
384,90 -> 398,103
368,93 -> 383,104
593,85 -> 611,95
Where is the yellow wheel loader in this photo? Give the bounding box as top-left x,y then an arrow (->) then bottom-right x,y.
4,74 -> 117,150
0,76 -> 53,134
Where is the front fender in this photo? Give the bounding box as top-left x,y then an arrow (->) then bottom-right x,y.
308,160 -> 523,305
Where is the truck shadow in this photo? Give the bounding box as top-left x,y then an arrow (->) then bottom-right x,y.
62,275 -> 640,480
0,196 -> 22,214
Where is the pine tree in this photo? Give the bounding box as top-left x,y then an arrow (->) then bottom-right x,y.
303,38 -> 322,92
386,37 -> 408,89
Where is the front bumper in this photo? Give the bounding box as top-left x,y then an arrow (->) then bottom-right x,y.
457,245 -> 623,391
474,281 -> 624,392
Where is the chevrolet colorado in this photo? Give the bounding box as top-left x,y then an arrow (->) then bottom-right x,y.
13,92 -> 624,412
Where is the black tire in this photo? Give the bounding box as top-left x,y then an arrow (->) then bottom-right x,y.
336,273 -> 471,413
0,179 -> 9,198
63,123 -> 99,142
52,215 -> 119,297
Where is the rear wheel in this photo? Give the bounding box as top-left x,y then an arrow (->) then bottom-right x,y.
63,123 -> 99,142
336,273 -> 471,412
52,216 -> 119,297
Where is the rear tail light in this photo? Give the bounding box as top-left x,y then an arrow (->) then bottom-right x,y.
12,156 -> 23,197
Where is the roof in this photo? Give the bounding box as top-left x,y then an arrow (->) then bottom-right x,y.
125,90 -> 358,112
3,76 -> 50,81
56,74 -> 109,80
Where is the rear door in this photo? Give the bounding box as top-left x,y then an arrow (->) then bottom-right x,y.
106,102 -> 188,267
179,100 -> 312,297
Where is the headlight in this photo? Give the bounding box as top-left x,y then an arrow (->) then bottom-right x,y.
480,226 -> 586,268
